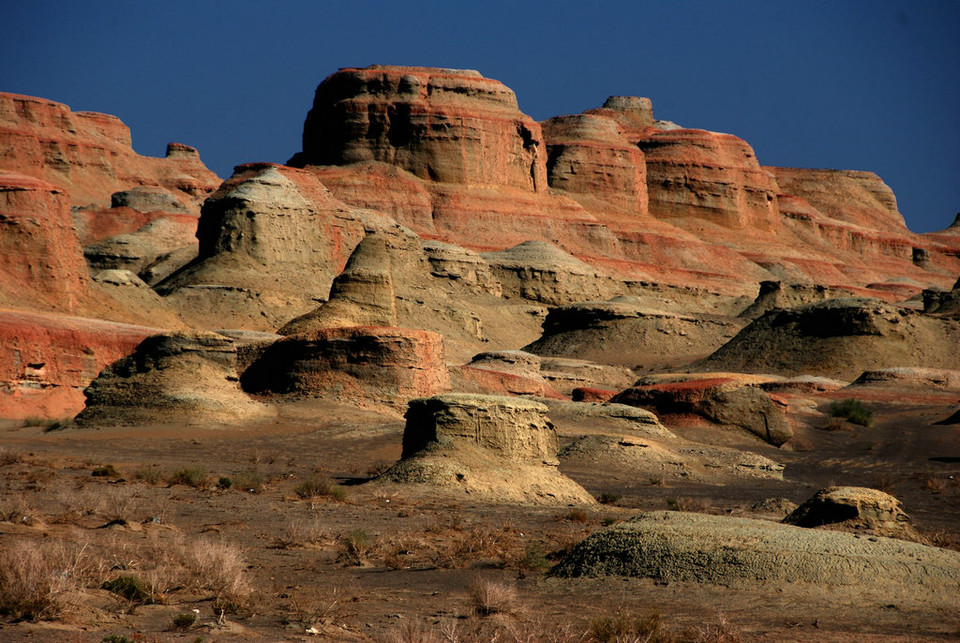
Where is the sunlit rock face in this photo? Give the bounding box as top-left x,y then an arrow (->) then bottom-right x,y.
295,66 -> 547,192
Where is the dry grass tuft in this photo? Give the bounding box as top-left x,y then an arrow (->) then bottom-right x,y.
469,577 -> 518,616
0,539 -> 91,621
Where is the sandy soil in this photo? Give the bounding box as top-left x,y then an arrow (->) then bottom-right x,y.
1,394 -> 958,642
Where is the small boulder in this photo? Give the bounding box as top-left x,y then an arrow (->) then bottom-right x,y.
783,486 -> 925,543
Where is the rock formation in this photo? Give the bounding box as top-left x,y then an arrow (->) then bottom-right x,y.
0,172 -> 91,312
783,486 -> 925,543
611,377 -> 793,446
377,393 -> 595,504
549,511 -> 960,591
240,326 -> 450,409
0,309 -> 156,419
481,241 -> 625,305
74,331 -> 273,427
293,66 -> 546,191
156,163 -> 381,329
0,93 -> 219,211
639,129 -> 780,231
524,298 -> 744,369
702,298 -> 960,379
278,228 -> 548,362
541,113 -> 647,214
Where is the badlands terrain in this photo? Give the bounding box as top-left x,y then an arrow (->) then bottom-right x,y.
1,65 -> 959,641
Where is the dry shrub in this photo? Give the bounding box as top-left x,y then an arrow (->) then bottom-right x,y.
666,497 -> 708,513
273,517 -> 330,549
434,523 -> 523,569
922,477 -> 948,494
682,611 -> 743,643
294,476 -> 346,501
338,529 -> 374,566
0,493 -> 38,525
0,447 -> 24,466
185,537 -> 251,606
469,577 -> 518,616
380,618 -> 448,643
0,539 -> 91,621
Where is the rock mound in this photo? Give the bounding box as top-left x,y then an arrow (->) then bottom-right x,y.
240,326 -> 449,409
524,299 -> 744,369
559,435 -> 785,482
783,487 -> 925,543
611,378 -> 792,446
156,163 -> 382,329
550,511 -> 960,590
738,280 -> 851,319
279,228 -> 548,362
481,241 -> 625,305
74,331 -> 273,427
702,298 -> 960,379
378,394 -> 594,505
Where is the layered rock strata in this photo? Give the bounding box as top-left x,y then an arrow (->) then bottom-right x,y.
0,309 -> 156,420
0,93 -> 219,210
240,326 -> 450,409
702,298 -> 960,379
379,393 -> 595,504
611,377 -> 793,446
74,331 -> 272,427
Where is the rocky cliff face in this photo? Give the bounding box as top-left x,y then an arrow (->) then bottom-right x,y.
0,172 -> 90,312
638,129 -> 780,231
0,93 -> 220,210
294,66 -> 546,192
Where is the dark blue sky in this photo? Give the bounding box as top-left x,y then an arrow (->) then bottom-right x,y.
3,1 -> 958,232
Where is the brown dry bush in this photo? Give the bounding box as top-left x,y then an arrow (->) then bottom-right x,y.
185,537 -> 252,607
433,523 -> 524,569
0,539 -> 92,621
273,517 -> 330,549
469,577 -> 518,616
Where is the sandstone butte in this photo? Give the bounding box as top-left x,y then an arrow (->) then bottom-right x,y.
1,64 -> 960,419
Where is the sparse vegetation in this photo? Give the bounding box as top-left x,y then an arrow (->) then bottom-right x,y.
233,469 -> 265,493
557,508 -> 589,524
294,476 -> 346,501
101,575 -> 152,604
133,467 -> 163,484
468,577 -> 517,616
168,467 -> 209,489
170,610 -> 199,630
0,539 -> 90,621
597,492 -> 622,505
338,528 -> 373,566
828,398 -> 873,427
92,464 -> 121,477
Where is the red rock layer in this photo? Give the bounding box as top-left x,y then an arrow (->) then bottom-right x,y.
295,66 -> 546,192
0,172 -> 90,312
0,309 -> 156,419
638,129 -> 780,231
542,113 -> 647,215
0,92 -> 220,210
